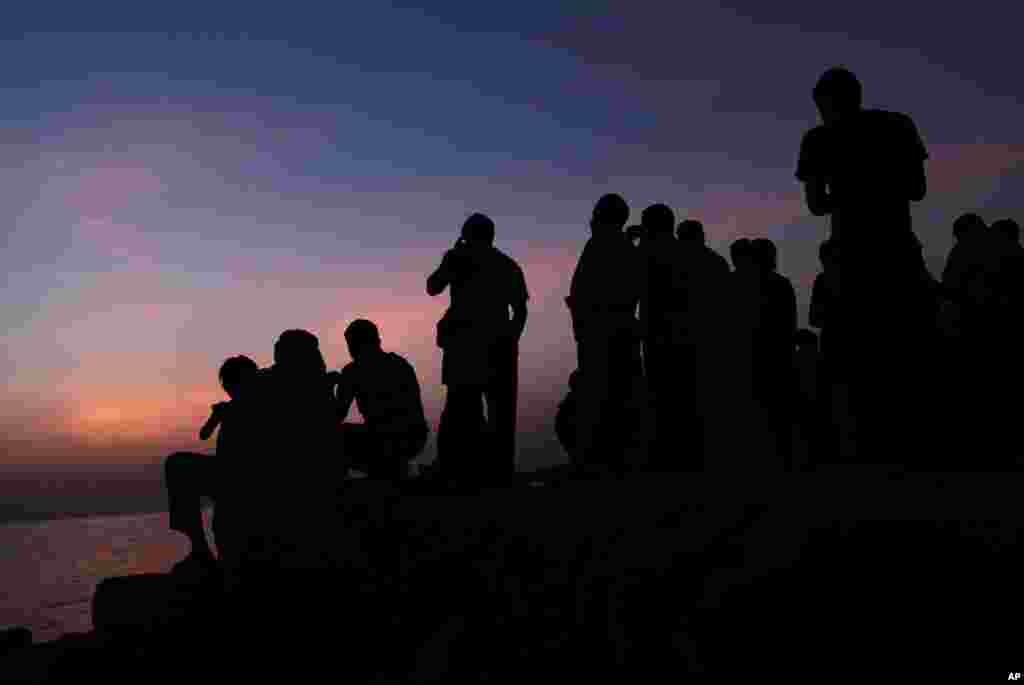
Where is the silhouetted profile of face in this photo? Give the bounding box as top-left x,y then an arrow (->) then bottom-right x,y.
750,238 -> 778,272
641,204 -> 675,239
274,329 -> 327,376
461,213 -> 495,246
992,219 -> 1021,245
219,355 -> 259,399
813,67 -> 862,125
590,193 -> 630,234
730,239 -> 752,271
677,220 -> 705,244
344,319 -> 382,362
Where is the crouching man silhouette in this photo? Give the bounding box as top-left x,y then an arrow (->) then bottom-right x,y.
330,319 -> 429,483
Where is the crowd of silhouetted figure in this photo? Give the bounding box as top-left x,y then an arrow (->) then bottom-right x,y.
158,66 -> 1022,584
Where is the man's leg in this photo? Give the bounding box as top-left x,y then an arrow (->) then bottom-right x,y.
484,341 -> 519,484
438,385 -> 486,485
573,334 -> 614,471
164,452 -> 217,562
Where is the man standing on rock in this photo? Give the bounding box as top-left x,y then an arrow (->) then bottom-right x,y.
566,194 -> 642,474
427,213 -> 529,487
795,66 -> 931,462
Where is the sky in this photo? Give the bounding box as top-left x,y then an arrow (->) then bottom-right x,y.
2,1 -> 1022,470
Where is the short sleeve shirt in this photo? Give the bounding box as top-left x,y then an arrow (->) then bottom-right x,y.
340,352 -> 428,435
796,109 -> 928,243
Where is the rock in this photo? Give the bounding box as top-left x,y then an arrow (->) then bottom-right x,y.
92,573 -> 222,640
0,626 -> 32,653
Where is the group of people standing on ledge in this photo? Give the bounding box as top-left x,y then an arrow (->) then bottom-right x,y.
162,66 -> 1021,579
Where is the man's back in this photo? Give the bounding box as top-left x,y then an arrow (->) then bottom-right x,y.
568,232 -> 641,332
340,352 -> 428,435
448,246 -> 528,332
797,108 -> 928,242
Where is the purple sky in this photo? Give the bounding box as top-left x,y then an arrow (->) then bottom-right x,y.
2,1 -> 1022,469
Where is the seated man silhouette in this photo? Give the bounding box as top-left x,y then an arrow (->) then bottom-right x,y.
330,319 -> 429,482
164,355 -> 259,578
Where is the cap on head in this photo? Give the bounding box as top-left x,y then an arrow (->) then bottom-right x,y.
592,193 -> 630,229
677,219 -> 706,243
641,204 -> 675,236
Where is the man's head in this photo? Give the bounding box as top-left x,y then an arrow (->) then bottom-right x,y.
219,355 -> 259,399
751,238 -> 778,272
813,67 -> 862,125
460,213 -> 495,246
273,329 -> 327,375
991,218 -> 1021,245
344,319 -> 382,361
641,203 -> 675,239
952,212 -> 986,242
591,193 -> 630,233
729,238 -> 753,271
677,219 -> 706,244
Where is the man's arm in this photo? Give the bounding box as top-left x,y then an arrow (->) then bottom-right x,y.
802,177 -> 833,217
808,276 -> 826,329
902,113 -> 928,203
334,369 -> 356,422
199,403 -> 228,441
908,159 -> 927,203
427,252 -> 454,296
510,300 -> 528,341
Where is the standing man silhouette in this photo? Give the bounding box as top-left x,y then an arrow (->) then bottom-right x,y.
795,67 -> 930,463
566,194 -> 642,474
427,213 -> 529,487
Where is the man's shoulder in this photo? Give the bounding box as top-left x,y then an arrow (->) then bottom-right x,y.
861,109 -> 920,136
799,123 -> 830,147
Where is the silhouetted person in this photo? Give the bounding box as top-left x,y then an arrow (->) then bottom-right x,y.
329,319 -> 429,482
678,219 -> 730,277
750,238 -> 798,468
566,194 -> 642,473
165,355 -> 259,579
991,218 -> 1024,308
636,203 -> 680,461
219,329 -> 340,589
665,219 -> 731,469
942,213 -> 989,308
428,213 -> 529,486
795,67 -> 931,462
